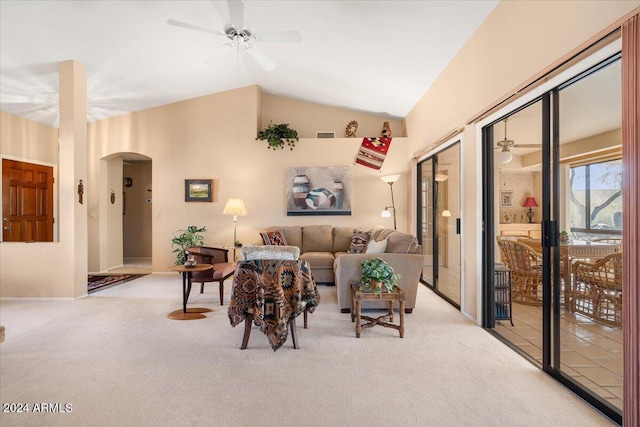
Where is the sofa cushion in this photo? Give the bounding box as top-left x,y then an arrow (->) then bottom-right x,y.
302,225 -> 333,253
266,226 -> 302,249
369,225 -> 386,241
300,251 -> 335,269
365,237 -> 388,254
333,227 -> 354,253
260,229 -> 288,246
372,227 -> 396,242
386,231 -> 418,253
348,229 -> 371,253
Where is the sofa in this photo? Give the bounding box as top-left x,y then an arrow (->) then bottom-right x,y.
260,225 -> 423,313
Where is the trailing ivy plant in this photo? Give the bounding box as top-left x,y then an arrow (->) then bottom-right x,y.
171,225 -> 207,265
256,122 -> 299,150
359,257 -> 401,295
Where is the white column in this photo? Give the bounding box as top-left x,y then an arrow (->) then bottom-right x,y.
58,60 -> 88,297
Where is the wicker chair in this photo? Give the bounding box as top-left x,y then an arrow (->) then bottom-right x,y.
572,252 -> 623,326
497,236 -> 543,305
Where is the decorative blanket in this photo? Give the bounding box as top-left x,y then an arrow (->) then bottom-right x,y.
355,137 -> 392,170
228,259 -> 320,351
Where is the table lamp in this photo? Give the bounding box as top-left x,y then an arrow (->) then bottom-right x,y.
223,198 -> 247,260
523,197 -> 538,223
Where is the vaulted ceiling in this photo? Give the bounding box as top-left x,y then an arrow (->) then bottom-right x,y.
0,0 -> 499,127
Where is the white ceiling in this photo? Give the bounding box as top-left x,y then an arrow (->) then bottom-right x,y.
0,0 -> 499,128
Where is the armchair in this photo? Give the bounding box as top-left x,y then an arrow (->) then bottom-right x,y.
184,246 -> 237,305
572,252 -> 623,326
497,236 -> 543,305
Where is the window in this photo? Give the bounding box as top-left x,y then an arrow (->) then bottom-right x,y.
569,158 -> 622,236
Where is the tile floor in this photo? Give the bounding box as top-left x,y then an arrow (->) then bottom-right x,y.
495,302 -> 623,410
102,258 -> 153,275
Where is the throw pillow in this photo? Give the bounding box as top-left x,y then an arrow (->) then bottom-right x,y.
348,229 -> 371,253
260,229 -> 288,246
365,237 -> 388,254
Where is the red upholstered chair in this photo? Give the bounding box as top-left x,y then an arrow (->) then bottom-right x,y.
185,246 -> 237,305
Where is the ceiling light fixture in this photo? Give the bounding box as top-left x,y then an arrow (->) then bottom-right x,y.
497,146 -> 513,164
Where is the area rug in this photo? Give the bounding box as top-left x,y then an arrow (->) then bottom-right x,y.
88,274 -> 146,293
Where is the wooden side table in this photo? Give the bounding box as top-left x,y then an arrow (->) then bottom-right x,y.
350,282 -> 405,338
168,264 -> 213,320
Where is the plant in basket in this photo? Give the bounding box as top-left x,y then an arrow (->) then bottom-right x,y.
359,258 -> 400,296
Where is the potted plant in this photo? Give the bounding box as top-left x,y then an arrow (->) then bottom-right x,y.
559,230 -> 569,242
171,225 -> 207,265
359,258 -> 401,295
256,122 -> 299,150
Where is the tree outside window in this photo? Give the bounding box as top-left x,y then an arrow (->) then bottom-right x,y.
569,158 -> 622,237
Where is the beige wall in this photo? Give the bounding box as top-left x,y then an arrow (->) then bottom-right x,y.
261,94 -> 405,138
0,61 -> 87,298
1,83 -> 406,296
85,85 -> 408,273
405,0 -> 639,321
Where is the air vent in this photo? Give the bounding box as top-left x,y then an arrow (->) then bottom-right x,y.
316,131 -> 335,139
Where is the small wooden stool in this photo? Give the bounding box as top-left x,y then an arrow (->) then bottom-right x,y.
350,282 -> 405,338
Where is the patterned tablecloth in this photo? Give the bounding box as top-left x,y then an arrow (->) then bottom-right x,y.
228,259 -> 320,351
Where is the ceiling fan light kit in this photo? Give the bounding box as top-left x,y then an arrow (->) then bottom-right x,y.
494,117 -> 541,164
167,0 -> 301,71
498,146 -> 513,164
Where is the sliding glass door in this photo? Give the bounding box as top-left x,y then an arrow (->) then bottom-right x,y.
418,142 -> 461,307
483,54 -> 623,422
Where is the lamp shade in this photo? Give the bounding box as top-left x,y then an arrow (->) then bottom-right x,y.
223,198 -> 247,216
442,209 -> 451,217
380,174 -> 401,184
381,208 -> 391,218
523,197 -> 539,208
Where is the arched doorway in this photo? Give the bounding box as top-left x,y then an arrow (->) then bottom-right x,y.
93,152 -> 152,274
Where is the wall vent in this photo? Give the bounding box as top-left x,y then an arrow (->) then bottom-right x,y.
316,131 -> 335,139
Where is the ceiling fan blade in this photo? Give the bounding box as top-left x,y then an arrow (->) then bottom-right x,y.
245,44 -> 276,71
513,144 -> 542,148
227,0 -> 245,29
255,30 -> 302,43
167,19 -> 221,36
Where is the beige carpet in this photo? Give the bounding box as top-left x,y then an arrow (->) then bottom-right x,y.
0,274 -> 614,426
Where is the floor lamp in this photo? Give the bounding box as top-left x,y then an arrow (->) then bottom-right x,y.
380,174 -> 400,229
223,198 -> 247,260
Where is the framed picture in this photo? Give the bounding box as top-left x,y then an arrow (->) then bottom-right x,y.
286,166 -> 351,216
123,177 -> 133,187
500,190 -> 513,207
185,179 -> 212,202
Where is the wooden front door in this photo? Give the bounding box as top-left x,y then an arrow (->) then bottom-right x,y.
2,159 -> 54,242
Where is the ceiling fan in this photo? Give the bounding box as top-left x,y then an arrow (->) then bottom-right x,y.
494,118 -> 540,163
167,0 -> 301,71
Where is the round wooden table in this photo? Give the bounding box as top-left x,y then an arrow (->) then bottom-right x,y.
167,264 -> 213,320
